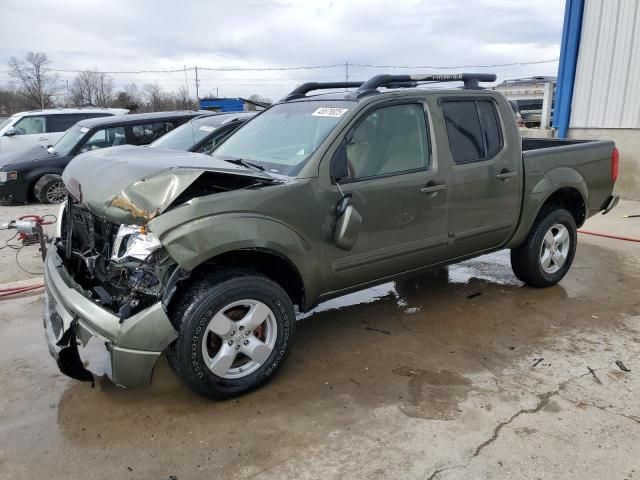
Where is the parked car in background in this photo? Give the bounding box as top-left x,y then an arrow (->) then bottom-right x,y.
0,111 -> 200,204
0,108 -> 128,154
509,100 -> 526,128
45,73 -> 619,399
149,111 -> 256,153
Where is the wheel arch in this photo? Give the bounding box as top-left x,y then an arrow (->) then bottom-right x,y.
507,168 -> 587,249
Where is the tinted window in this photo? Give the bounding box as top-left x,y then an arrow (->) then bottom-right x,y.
131,121 -> 177,145
48,114 -> 84,133
13,116 -> 46,135
346,103 -> 429,180
442,101 -> 484,163
79,126 -> 126,153
477,101 -> 502,157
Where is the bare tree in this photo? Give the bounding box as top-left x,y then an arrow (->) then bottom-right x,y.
143,82 -> 164,111
7,52 -> 59,109
174,85 -> 194,110
70,70 -> 114,107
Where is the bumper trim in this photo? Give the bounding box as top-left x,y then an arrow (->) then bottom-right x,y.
43,244 -> 178,387
601,194 -> 620,215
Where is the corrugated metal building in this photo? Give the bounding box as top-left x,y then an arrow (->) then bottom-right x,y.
555,0 -> 640,199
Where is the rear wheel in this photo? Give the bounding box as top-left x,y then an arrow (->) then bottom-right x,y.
34,174 -> 66,204
167,270 -> 295,399
510,208 -> 577,287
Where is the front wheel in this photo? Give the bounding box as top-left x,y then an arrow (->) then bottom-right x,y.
34,174 -> 66,204
510,208 -> 577,288
167,271 -> 295,399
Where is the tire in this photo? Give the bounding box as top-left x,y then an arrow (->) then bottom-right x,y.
510,208 -> 577,288
167,270 -> 296,400
34,174 -> 66,204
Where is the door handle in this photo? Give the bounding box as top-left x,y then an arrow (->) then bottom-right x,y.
38,137 -> 48,141
420,184 -> 447,194
496,170 -> 517,180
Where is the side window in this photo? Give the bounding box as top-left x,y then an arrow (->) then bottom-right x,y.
442,100 -> 503,164
48,114 -> 83,133
131,122 -> 175,145
79,126 -> 126,153
200,128 -> 234,154
346,104 -> 429,180
441,101 -> 484,164
477,101 -> 502,158
13,116 -> 46,135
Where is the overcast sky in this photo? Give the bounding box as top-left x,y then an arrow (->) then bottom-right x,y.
0,0 -> 565,101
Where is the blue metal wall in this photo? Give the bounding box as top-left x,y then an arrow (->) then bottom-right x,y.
553,0 -> 585,138
199,98 -> 245,112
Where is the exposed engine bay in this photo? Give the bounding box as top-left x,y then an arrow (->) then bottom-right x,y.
58,198 -> 170,319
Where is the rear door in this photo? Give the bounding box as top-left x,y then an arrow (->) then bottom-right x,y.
321,101 -> 449,291
47,114 -> 85,145
437,96 -> 521,258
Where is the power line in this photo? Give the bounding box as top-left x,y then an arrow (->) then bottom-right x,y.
352,58 -> 559,69
0,58 -> 559,75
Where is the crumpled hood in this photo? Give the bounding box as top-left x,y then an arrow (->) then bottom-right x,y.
0,145 -> 53,169
62,145 -> 278,225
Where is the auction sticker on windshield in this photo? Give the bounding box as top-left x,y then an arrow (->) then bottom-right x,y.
312,107 -> 348,117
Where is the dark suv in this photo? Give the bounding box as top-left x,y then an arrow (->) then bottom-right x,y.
0,111 -> 201,204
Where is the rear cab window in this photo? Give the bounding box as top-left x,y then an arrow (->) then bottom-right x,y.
441,99 -> 503,164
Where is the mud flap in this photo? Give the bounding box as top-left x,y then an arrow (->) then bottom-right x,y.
54,326 -> 95,386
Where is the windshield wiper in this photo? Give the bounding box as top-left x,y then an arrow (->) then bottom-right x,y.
222,157 -> 265,172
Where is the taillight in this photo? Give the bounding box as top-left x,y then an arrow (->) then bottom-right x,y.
611,147 -> 619,182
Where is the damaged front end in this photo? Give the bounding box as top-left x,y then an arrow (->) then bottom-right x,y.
45,151 -> 282,387
60,203 -> 171,319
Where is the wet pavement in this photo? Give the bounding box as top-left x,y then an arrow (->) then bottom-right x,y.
0,206 -> 639,479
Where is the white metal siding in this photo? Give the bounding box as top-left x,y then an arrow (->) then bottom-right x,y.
570,0 -> 640,128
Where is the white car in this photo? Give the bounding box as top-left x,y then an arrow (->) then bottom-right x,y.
0,108 -> 128,154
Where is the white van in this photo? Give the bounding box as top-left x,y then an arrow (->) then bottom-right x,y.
0,108 -> 128,154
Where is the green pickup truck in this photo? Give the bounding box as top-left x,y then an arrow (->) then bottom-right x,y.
44,73 -> 619,399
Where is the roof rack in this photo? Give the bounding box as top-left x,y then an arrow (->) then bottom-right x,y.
354,73 -> 497,97
282,73 -> 497,102
282,80 -> 419,101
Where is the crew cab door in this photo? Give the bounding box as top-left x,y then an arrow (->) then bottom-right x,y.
320,101 -> 449,291
436,96 -> 521,257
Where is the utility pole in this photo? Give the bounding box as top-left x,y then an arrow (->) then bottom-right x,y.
194,66 -> 200,107
345,61 -> 349,91
216,86 -> 219,98
66,80 -> 70,107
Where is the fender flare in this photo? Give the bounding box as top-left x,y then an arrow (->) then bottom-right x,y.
150,212 -> 324,306
507,167 -> 588,248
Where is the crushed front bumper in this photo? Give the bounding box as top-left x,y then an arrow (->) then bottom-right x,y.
43,245 -> 178,387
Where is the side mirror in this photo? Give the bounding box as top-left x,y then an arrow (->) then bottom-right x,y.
333,201 -> 362,251
330,140 -> 349,183
5,126 -> 16,137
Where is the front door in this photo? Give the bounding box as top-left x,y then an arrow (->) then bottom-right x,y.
321,101 -> 449,292
2,115 -> 49,153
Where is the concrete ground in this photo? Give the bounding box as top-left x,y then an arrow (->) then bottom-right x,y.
0,201 -> 639,480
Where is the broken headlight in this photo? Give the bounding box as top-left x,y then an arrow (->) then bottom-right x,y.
111,224 -> 161,262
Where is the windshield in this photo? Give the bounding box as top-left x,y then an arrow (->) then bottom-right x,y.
150,118 -> 216,151
213,101 -> 354,176
0,117 -> 12,131
52,124 -> 88,155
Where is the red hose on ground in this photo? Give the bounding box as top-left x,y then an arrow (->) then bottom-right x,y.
577,230 -> 640,243
0,284 -> 44,298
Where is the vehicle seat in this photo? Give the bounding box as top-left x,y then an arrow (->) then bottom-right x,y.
347,119 -> 376,178
377,112 -> 425,175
